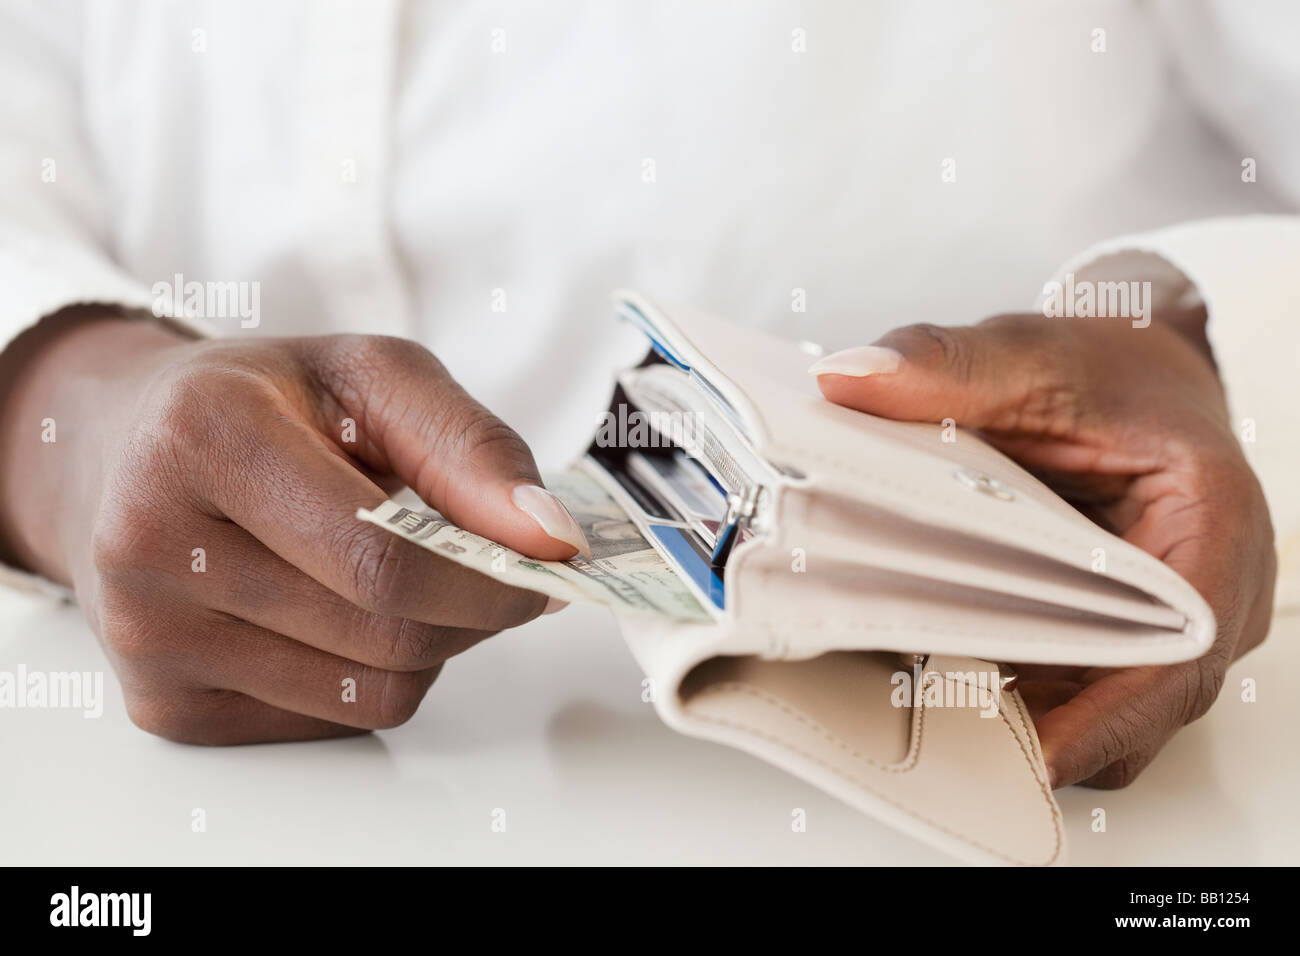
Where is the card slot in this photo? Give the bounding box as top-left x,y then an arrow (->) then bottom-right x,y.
616,364 -> 783,499
576,456 -> 726,616
586,444 -> 682,523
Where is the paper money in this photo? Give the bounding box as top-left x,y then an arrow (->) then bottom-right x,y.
356,470 -> 711,622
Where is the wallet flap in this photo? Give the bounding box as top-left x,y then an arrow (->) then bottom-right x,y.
622,613 -> 1065,866
613,290 -> 1217,667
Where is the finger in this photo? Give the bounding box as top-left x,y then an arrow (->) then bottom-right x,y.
1014,677 -> 1082,725
192,400 -> 550,630
808,318 -> 1059,432
175,518 -> 502,668
302,336 -> 590,559
1034,664 -> 1198,788
1119,464 -> 1275,664
1076,747 -> 1170,790
188,614 -> 444,731
125,685 -> 370,745
1011,663 -> 1091,683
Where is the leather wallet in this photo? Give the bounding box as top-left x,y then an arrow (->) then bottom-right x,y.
575,290 -> 1217,865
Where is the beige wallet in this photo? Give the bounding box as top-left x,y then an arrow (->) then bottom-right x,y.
576,291 -> 1217,866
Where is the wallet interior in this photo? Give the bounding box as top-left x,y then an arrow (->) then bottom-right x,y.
581,321 -> 816,621
581,356 -> 1191,642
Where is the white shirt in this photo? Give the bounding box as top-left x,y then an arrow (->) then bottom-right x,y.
1,0 -> 1298,602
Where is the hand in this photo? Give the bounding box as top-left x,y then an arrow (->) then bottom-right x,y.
811,309 -> 1276,788
0,309 -> 588,744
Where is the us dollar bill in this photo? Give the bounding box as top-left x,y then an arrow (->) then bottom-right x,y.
356,470 -> 711,622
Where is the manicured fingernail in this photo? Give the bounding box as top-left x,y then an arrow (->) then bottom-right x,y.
808,346 -> 903,377
543,597 -> 569,615
511,484 -> 592,558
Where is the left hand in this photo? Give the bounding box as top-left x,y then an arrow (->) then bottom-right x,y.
811,309 -> 1276,789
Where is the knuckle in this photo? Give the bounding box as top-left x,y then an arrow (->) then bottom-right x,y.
89,510 -> 155,576
887,323 -> 968,377
1011,378 -> 1082,435
313,335 -> 450,440
151,367 -> 217,438
977,312 -> 1065,364
120,359 -> 280,506
371,616 -> 447,670
342,526 -> 417,614
481,588 -> 548,631
100,619 -> 156,665
1090,706 -> 1147,771
123,695 -> 174,739
150,361 -> 263,451
446,405 -> 531,465
90,472 -> 188,580
1086,754 -> 1150,790
95,594 -> 174,667
1185,660 -> 1226,724
977,312 -> 1039,336
370,670 -> 434,729
350,334 -> 440,377
123,692 -> 210,744
88,499 -> 186,588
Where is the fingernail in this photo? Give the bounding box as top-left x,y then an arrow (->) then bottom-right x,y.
511,484 -> 593,558
543,597 -> 569,615
808,346 -> 903,377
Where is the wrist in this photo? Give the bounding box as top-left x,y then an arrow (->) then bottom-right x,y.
0,307 -> 190,583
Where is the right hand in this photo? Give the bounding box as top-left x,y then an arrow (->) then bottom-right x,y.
0,309 -> 588,744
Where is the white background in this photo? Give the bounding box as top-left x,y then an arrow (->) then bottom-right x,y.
3,590 -> 1296,866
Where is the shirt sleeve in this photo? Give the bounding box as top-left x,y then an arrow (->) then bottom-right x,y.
0,1 -> 162,348
0,1 -> 206,598
1044,215 -> 1300,613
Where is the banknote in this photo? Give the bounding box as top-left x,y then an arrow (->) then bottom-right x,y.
356,470 -> 711,622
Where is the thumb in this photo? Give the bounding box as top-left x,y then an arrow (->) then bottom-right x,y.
809,320 -> 1044,429
308,336 -> 590,561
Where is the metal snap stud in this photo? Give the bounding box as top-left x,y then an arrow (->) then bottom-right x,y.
953,467 -> 1015,501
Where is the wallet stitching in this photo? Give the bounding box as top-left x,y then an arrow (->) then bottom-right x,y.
700,680 -> 924,773
1011,690 -> 1046,769
766,442 -> 1198,599
996,688 -> 1063,860
688,678 -> 1063,866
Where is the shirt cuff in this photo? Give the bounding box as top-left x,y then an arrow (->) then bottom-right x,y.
0,229 -> 213,351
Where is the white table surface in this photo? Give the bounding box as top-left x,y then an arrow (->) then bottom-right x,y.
2,589 -> 1297,866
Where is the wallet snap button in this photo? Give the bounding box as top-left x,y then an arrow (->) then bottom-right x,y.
953,468 -> 1015,501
